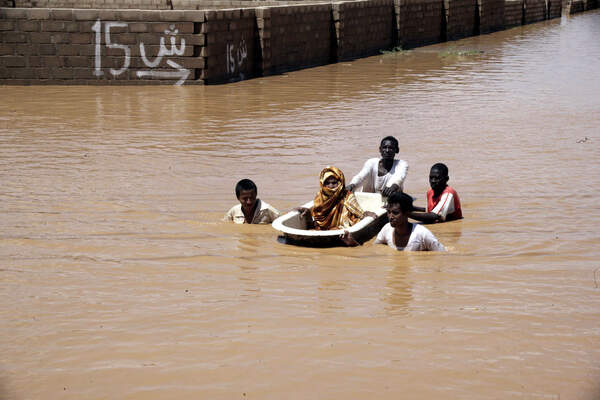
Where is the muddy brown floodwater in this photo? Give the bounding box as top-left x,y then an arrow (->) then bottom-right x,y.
1,10 -> 600,400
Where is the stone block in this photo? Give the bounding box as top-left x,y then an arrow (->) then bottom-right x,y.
1,56 -> 26,67
41,56 -> 64,67
56,44 -> 80,56
51,9 -> 74,20
0,44 -> 15,56
2,8 -> 30,20
3,32 -> 28,43
0,21 -> 16,32
64,56 -> 90,67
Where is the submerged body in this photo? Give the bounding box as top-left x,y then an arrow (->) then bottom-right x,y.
374,222 -> 445,251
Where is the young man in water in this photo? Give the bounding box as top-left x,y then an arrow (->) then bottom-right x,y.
224,179 -> 280,224
346,136 -> 408,196
409,163 -> 462,223
374,191 -> 445,251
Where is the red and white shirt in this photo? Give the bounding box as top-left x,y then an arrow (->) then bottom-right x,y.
427,186 -> 462,221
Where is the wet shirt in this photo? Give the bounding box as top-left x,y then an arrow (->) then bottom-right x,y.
374,222 -> 446,251
224,199 -> 280,224
349,158 -> 408,193
427,186 -> 462,221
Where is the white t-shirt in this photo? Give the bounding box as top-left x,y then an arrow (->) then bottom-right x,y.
374,222 -> 446,251
224,199 -> 280,224
349,158 -> 408,193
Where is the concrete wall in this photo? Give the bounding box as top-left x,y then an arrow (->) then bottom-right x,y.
202,8 -> 258,83
504,0 -> 523,26
260,4 -> 332,75
524,0 -> 546,23
567,0 -> 585,13
0,8 -> 206,84
332,0 -> 395,60
582,0 -> 598,9
396,0 -> 444,48
547,0 -> 561,18
14,0 -> 171,8
478,0 -> 505,33
444,0 -> 478,40
1,0 -> 598,85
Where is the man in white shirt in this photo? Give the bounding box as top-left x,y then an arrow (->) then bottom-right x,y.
346,136 -> 408,196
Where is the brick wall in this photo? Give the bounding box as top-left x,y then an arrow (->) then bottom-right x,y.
582,0 -> 597,9
444,0 -> 478,40
396,0 -> 444,48
172,0 -> 302,9
14,0 -> 171,9
0,8 -> 205,84
259,4 -> 332,75
524,0 -> 546,23
504,0 -> 523,26
547,0 -> 561,17
566,0 -> 584,12
478,0 -> 504,33
201,8 -> 258,83
333,0 -> 395,61
2,0 -> 598,86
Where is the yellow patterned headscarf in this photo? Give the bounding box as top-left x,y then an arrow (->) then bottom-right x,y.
312,166 -> 364,230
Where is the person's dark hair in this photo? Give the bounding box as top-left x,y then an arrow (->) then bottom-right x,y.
387,191 -> 415,212
235,179 -> 257,198
380,136 -> 399,149
431,163 -> 449,177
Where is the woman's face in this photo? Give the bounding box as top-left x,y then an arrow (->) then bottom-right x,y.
323,176 -> 340,190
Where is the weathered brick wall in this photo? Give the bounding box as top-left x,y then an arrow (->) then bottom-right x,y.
0,0 -> 14,6
396,0 -> 444,48
14,0 -> 171,8
173,0 -> 302,9
0,8 -> 205,84
504,0 -> 523,26
444,0 -> 478,40
582,0 -> 597,9
524,0 -> 546,23
566,0 -> 584,12
201,8 -> 258,83
333,0 -> 395,61
547,0 -> 561,17
259,4 -> 332,75
478,0 -> 504,33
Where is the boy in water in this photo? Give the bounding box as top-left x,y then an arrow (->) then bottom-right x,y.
346,136 -> 408,196
373,192 -> 446,251
224,179 -> 280,224
409,163 -> 462,223
374,192 -> 445,251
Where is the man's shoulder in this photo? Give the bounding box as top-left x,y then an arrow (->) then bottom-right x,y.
380,222 -> 393,233
258,199 -> 278,212
444,186 -> 459,197
227,203 -> 242,214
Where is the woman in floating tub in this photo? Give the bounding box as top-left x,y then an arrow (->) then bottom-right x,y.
297,166 -> 376,245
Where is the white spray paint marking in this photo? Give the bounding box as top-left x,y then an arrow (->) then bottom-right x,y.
226,38 -> 248,79
92,20 -> 190,85
140,25 -> 186,68
136,60 -> 190,86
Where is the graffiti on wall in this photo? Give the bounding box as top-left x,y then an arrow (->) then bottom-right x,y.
92,19 -> 190,86
226,38 -> 248,80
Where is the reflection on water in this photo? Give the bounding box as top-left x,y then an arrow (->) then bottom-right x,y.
1,10 -> 600,400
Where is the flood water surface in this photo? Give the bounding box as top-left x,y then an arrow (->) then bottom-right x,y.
1,11 -> 600,400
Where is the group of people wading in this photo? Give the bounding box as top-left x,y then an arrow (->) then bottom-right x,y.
224,136 -> 462,251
